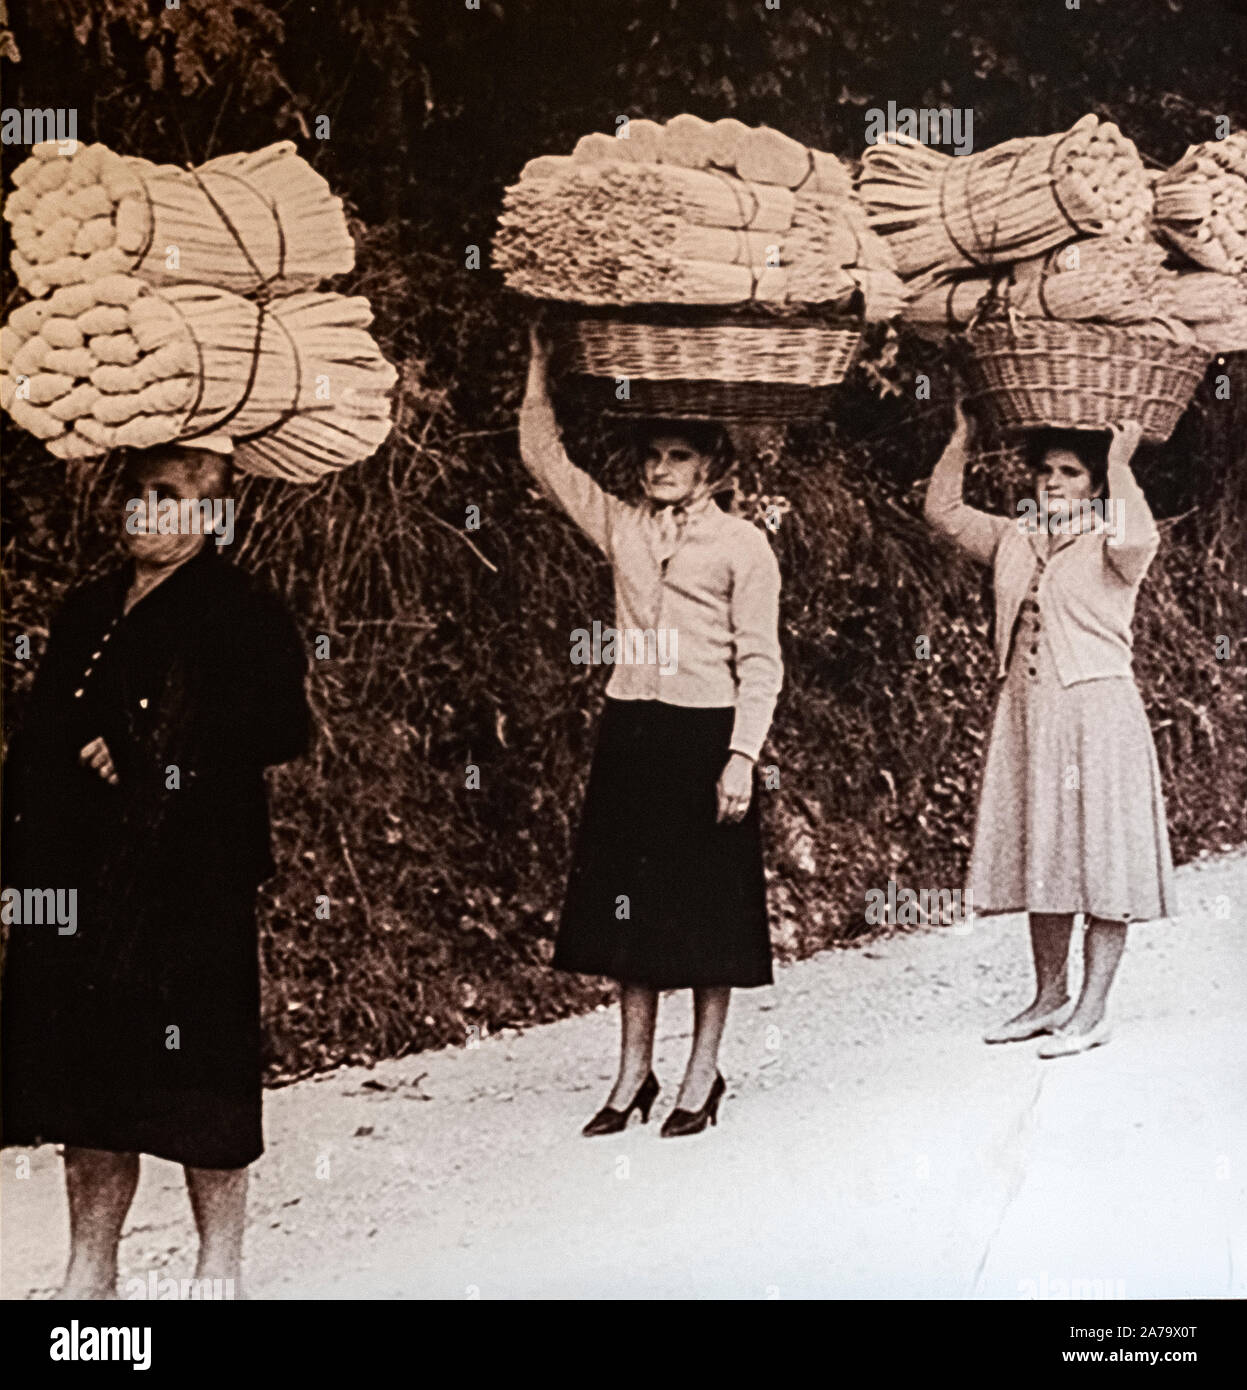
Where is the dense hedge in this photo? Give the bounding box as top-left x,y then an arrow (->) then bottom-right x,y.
2,1 -> 1245,1079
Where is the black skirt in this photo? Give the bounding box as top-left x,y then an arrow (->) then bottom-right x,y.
553,698 -> 773,989
2,882 -> 264,1170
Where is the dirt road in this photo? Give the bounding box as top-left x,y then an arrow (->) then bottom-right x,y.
4,853 -> 1245,1300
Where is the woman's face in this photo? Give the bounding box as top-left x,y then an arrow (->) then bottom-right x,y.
122,455 -> 220,567
643,435 -> 709,506
1033,448 -> 1097,516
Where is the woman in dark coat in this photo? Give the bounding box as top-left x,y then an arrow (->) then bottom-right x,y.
519,326 -> 783,1138
1,444 -> 309,1297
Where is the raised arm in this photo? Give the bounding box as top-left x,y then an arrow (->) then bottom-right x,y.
1102,421 -> 1160,587
727,527 -> 784,763
923,394 -> 1009,566
518,323 -> 625,555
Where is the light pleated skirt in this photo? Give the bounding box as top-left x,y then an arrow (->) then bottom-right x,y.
969,631 -> 1177,923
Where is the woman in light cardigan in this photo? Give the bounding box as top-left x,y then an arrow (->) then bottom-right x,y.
924,398 -> 1175,1057
519,326 -> 783,1136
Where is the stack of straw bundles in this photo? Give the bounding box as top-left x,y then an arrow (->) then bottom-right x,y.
563,115 -> 854,195
905,238 -> 1170,332
497,164 -> 900,311
859,115 -> 1151,279
1156,271 -> 1247,352
0,276 -> 396,481
1153,132 -> 1247,275
4,140 -> 354,298
1186,305 -> 1247,353
905,236 -> 1247,352
497,118 -> 902,317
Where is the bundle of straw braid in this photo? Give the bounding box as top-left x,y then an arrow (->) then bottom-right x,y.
905,237 -> 1247,351
1156,270 -> 1247,352
859,115 -> 1151,280
495,115 -> 904,317
0,275 -> 396,481
1153,132 -> 1247,275
4,140 -> 354,297
906,238 -> 1171,331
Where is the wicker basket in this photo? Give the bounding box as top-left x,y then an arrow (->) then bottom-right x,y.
546,309 -> 861,419
574,374 -> 841,421
962,320 -> 1210,443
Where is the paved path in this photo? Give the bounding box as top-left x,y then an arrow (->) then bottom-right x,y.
4,854 -> 1244,1300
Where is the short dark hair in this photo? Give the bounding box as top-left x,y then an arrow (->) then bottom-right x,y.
632,417 -> 735,484
1022,428 -> 1109,497
119,445 -> 234,498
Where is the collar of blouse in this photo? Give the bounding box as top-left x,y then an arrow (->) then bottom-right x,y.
641,492 -> 724,562
1027,523 -> 1099,566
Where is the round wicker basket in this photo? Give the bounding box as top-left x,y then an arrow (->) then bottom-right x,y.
545,310 -> 861,420
962,320 -> 1211,443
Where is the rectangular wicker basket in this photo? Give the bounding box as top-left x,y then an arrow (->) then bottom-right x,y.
962,319 -> 1210,443
573,374 -> 844,421
546,309 -> 861,420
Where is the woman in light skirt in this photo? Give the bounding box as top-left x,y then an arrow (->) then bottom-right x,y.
518,325 -> 783,1135
924,397 -> 1176,1057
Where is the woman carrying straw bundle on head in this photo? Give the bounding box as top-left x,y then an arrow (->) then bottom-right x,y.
519,323 -> 782,1138
1,442 -> 310,1297
923,396 -> 1176,1057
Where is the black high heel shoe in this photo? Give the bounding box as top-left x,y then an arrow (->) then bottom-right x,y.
581,1071 -> 660,1137
661,1072 -> 726,1138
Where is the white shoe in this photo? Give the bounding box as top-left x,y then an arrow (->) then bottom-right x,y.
983,1003 -> 1071,1045
1036,1018 -> 1112,1059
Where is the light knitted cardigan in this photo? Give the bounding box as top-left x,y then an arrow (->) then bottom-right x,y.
518,391 -> 783,761
924,437 -> 1161,684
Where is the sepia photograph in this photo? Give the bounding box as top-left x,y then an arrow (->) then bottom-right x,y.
1,0 -> 1244,1365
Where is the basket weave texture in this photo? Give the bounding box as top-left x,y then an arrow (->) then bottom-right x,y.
962,320 -> 1210,443
575,375 -> 840,421
549,314 -> 860,385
